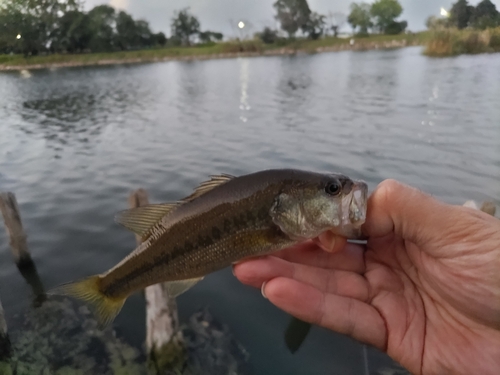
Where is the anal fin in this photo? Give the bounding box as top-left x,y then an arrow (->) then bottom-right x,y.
165,277 -> 204,297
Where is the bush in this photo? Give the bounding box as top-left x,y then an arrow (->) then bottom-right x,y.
258,27 -> 279,44
220,40 -> 263,53
385,20 -> 408,35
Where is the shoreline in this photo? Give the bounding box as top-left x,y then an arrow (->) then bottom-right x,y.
0,39 -> 421,72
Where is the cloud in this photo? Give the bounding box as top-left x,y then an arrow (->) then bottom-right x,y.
109,0 -> 128,11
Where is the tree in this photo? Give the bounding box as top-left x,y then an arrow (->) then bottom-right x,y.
329,12 -> 346,37
0,0 -> 81,55
0,5 -> 45,55
257,27 -> 278,44
115,11 -> 138,50
302,12 -> 326,39
449,0 -> 474,29
370,0 -> 403,33
385,20 -> 407,34
87,5 -> 116,52
0,0 -> 162,55
51,10 -> 92,53
347,3 -> 372,35
198,31 -> 223,43
171,8 -> 200,46
135,20 -> 153,47
471,0 -> 499,29
273,0 -> 311,37
152,32 -> 167,46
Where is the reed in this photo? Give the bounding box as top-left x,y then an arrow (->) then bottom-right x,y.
425,27 -> 500,57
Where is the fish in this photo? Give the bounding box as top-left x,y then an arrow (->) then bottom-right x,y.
49,169 -> 368,327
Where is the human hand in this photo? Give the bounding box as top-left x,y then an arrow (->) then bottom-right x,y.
234,180 -> 500,375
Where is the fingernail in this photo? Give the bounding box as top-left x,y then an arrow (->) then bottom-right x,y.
261,281 -> 267,299
231,265 -> 236,277
318,231 -> 336,252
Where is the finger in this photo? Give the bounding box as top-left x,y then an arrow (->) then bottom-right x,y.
233,256 -> 369,301
273,241 -> 366,273
363,180 -> 462,245
264,277 -> 387,350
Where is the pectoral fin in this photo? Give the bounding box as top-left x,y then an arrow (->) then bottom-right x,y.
165,277 -> 204,297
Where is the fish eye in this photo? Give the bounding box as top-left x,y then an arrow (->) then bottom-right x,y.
325,181 -> 341,196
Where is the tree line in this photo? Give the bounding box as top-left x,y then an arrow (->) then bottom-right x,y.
427,0 -> 500,30
0,0 -> 410,55
0,0 -> 166,55
0,1 -> 222,55
347,0 -> 407,35
258,0 -> 407,44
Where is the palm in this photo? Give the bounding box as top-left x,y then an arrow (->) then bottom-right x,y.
234,181 -> 500,375
366,224 -> 500,375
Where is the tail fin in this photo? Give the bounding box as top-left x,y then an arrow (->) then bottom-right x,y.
48,275 -> 126,328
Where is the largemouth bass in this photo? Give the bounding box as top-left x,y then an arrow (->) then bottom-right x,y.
50,169 -> 368,326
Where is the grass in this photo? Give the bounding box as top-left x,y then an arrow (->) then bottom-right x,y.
0,32 -> 429,70
424,27 -> 500,57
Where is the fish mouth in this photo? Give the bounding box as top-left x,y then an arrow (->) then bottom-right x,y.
339,180 -> 367,239
349,181 -> 367,225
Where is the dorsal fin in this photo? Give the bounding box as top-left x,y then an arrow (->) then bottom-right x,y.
182,174 -> 235,203
115,203 -> 180,237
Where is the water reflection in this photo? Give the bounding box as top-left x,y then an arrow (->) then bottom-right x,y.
20,92 -> 107,150
276,57 -> 313,130
239,58 -> 250,123
345,50 -> 400,117
20,70 -> 32,79
11,67 -> 156,155
176,61 -> 207,123
421,84 -> 440,128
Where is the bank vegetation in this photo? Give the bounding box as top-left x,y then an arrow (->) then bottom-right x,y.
425,0 -> 500,56
425,27 -> 500,56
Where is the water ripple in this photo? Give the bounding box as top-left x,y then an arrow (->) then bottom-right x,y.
1,47 -> 499,374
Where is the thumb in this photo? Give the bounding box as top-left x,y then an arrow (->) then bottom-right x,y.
362,180 -> 463,247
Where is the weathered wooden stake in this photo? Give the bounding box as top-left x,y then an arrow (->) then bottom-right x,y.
480,201 -> 496,217
463,200 -> 497,216
128,189 -> 185,373
0,192 -> 32,267
0,298 -> 11,361
0,192 -> 46,305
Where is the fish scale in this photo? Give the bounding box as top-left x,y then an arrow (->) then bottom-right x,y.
101,195 -> 293,297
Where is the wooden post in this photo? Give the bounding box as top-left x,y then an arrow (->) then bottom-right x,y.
0,192 -> 32,267
128,190 -> 184,373
0,192 -> 46,304
480,201 -> 496,217
0,298 -> 11,361
463,200 -> 497,216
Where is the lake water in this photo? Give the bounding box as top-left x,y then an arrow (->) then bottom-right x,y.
0,46 -> 499,374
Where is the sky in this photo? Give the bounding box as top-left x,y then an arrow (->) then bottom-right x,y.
84,0 -> 500,37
